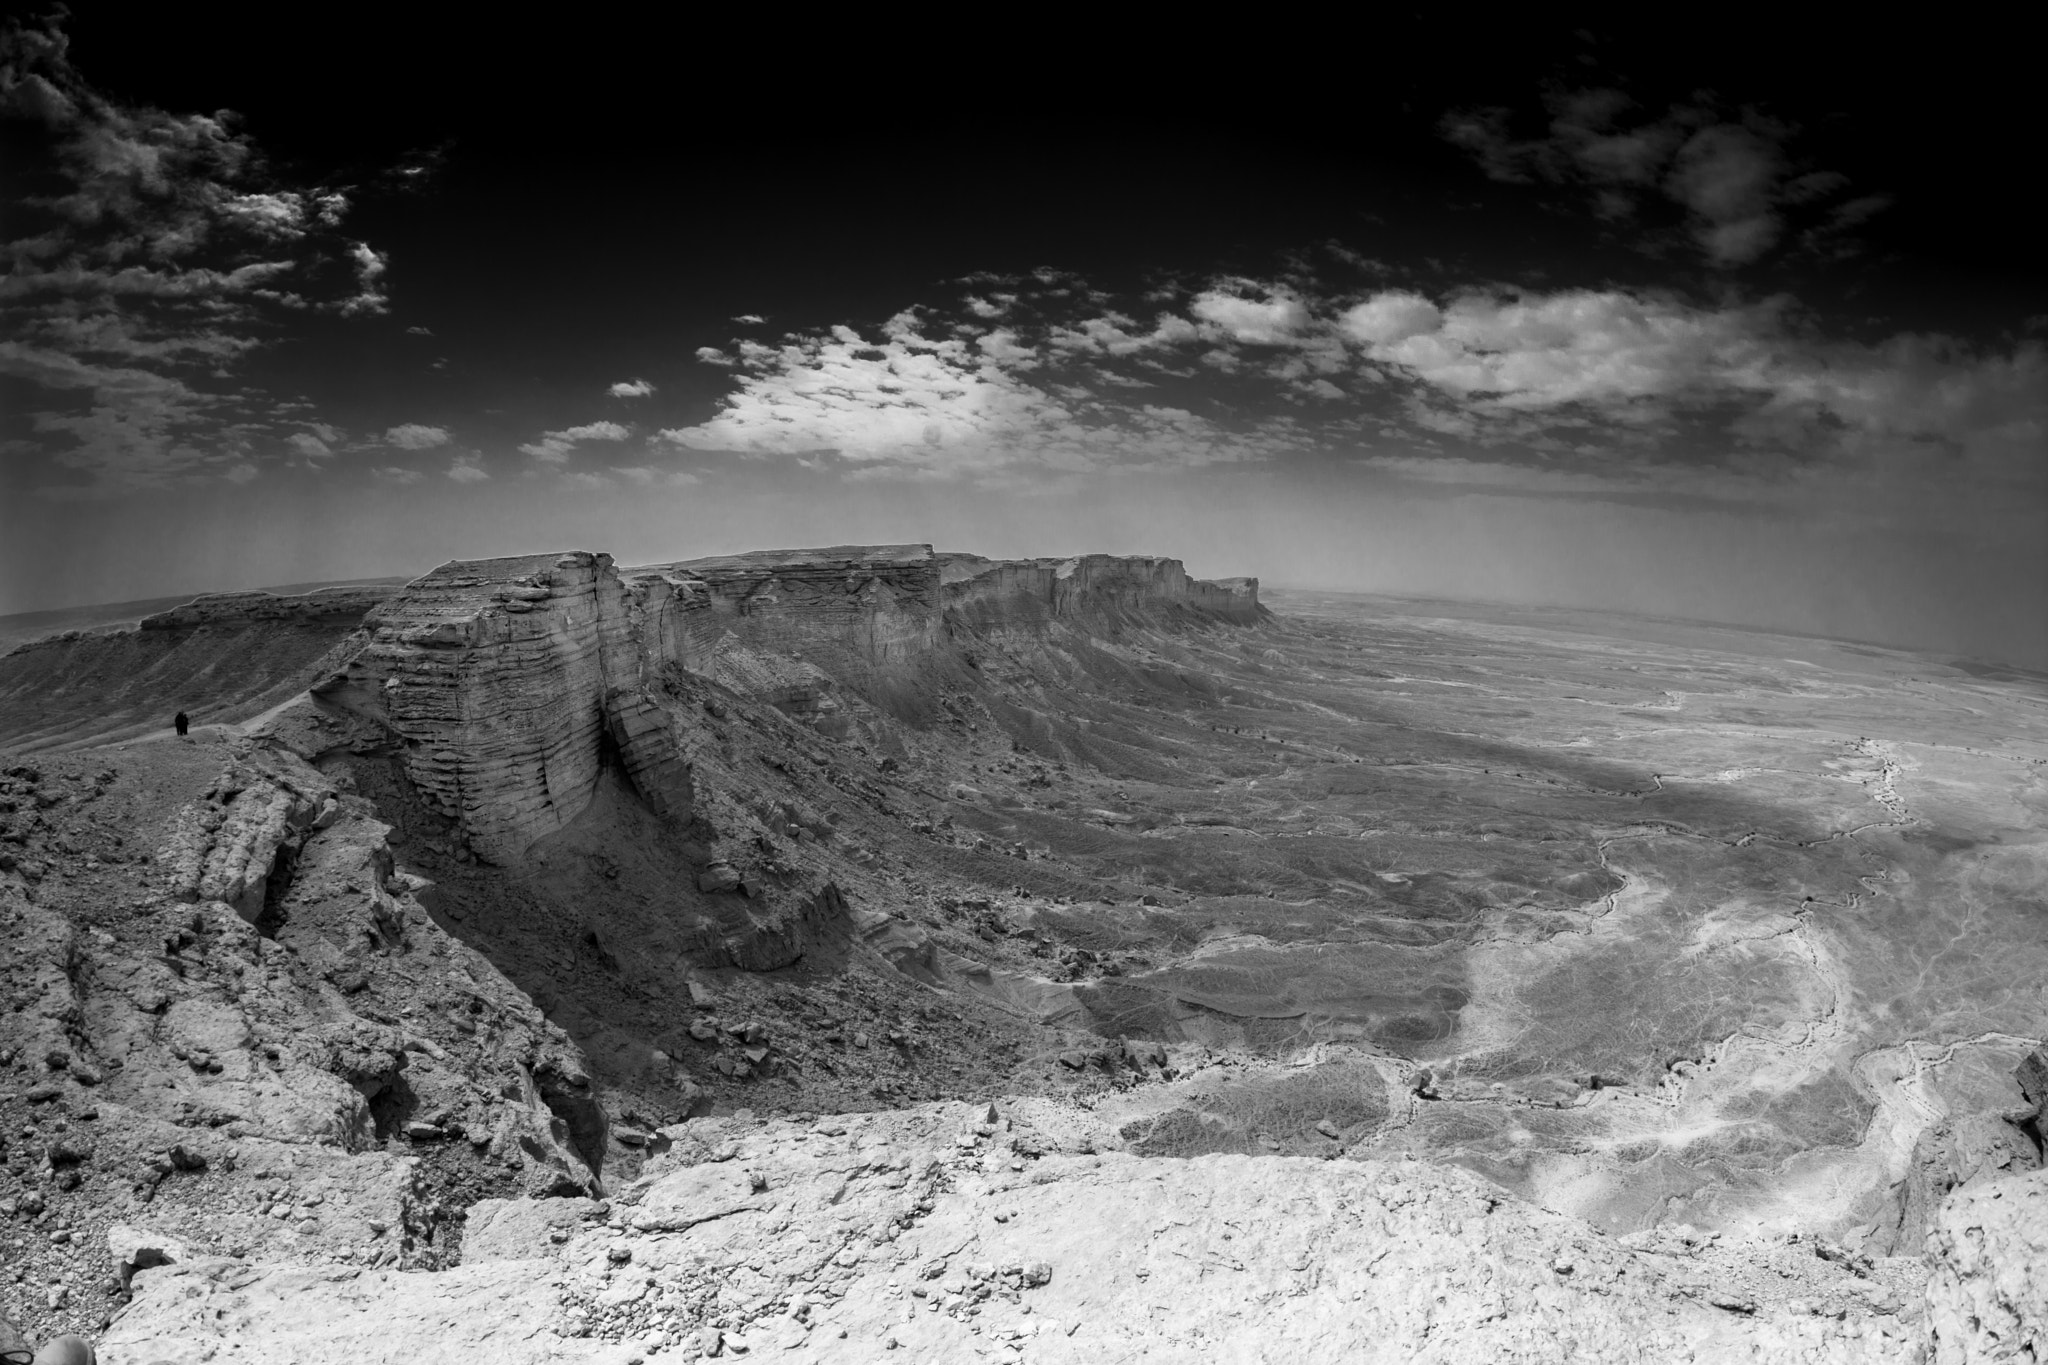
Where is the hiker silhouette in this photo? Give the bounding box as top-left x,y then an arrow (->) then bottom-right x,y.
173,711 -> 189,737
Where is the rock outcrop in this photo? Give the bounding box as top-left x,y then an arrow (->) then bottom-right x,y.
0,586 -> 394,751
310,553 -> 649,862
137,587 -> 395,633
101,1100 -> 1934,1364
303,545 -> 1260,862
1925,1167 -> 2048,1364
939,552 -> 1264,633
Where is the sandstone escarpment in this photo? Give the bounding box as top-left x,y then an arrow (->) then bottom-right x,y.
302,544 -> 1262,862
939,552 -> 1264,632
137,586 -> 396,633
312,553 -> 647,863
629,544 -> 943,671
0,585 -> 394,751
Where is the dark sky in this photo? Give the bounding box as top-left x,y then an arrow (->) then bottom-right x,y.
4,11 -> 2043,665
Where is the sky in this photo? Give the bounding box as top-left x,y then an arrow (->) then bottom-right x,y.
2,13 -> 2043,666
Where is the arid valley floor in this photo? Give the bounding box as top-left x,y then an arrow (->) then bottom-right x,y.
0,547 -> 2042,1362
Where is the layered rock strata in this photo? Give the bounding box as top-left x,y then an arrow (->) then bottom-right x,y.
311,553 -> 646,862
939,552 -> 1264,631
137,586 -> 396,633
0,586 -> 395,751
628,544 -> 943,671
307,545 -> 1259,861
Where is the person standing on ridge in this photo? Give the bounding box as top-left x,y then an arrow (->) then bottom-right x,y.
173,710 -> 189,738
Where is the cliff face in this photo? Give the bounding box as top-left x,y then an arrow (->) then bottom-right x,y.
939,553 -> 1263,632
139,586 -> 396,632
0,586 -> 395,751
305,544 -> 1261,862
629,545 -> 942,671
312,553 -> 649,863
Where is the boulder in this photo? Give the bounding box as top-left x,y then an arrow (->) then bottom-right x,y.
107,1224 -> 193,1286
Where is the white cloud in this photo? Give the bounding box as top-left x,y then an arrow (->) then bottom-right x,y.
608,378 -> 656,398
337,242 -> 389,316
384,423 -> 450,449
615,466 -> 700,487
1190,287 -> 1309,344
0,13 -> 387,494
518,420 -> 629,463
446,454 -> 489,483
659,317 -> 1276,479
732,314 -> 766,324
373,465 -> 423,484
654,270 -> 2043,514
1338,292 -> 1443,346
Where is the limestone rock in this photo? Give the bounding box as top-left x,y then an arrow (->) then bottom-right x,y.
1926,1166 -> 2048,1364
103,1102 -> 1933,1363
101,1258 -> 628,1364
107,1224 -> 192,1285
462,1197 -> 605,1262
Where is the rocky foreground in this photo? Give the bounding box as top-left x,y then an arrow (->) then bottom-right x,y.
3,545 -> 2046,1360
95,1102 -> 2048,1363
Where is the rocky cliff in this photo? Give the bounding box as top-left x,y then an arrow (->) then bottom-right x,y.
136,587 -> 395,633
308,553 -> 652,863
6,550 -> 2048,1363
0,586 -> 396,751
302,545 -> 1261,862
939,553 -> 1264,633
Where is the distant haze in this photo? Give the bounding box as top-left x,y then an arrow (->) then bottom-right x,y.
6,468 -> 2041,671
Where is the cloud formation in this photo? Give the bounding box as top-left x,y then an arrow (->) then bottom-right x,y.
0,13 -> 387,493
1440,90 -> 1883,266
518,420 -> 629,464
446,453 -> 488,483
662,311 -> 1284,482
383,423 -> 450,449
660,270 -> 2041,518
608,378 -> 655,398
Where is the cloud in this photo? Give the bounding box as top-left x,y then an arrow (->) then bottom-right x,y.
0,13 -> 387,494
731,314 -> 766,325
446,454 -> 489,483
1190,287 -> 1310,344
286,431 -> 333,461
517,420 -> 629,464
383,423 -> 450,449
1338,293 -> 1443,346
1336,286 -> 2046,506
337,242 -> 389,315
614,466 -> 700,487
659,311 -> 1286,481
372,465 -> 423,484
655,268 -> 2042,516
405,324 -> 433,336
1440,90 -> 1880,266
607,378 -> 655,398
